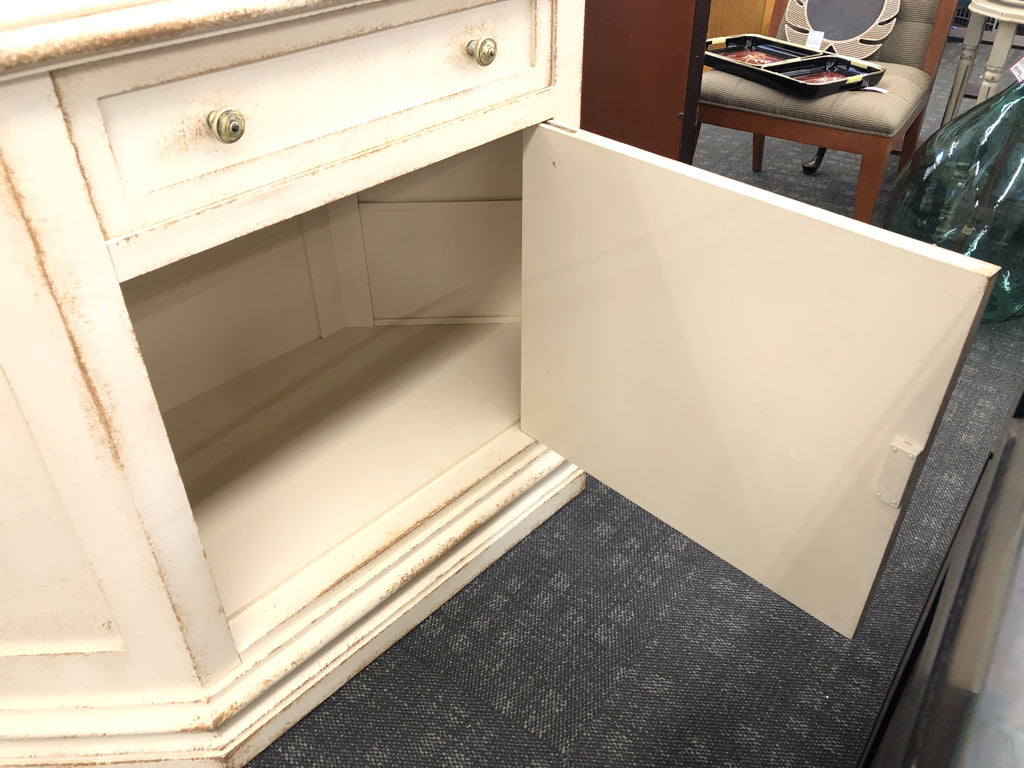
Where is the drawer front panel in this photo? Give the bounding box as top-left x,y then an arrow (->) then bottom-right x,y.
103,0 -> 537,197
56,0 -> 551,241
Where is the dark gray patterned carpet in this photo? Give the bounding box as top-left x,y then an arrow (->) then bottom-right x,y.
248,40 -> 1024,768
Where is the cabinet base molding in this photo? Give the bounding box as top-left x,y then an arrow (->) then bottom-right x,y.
0,447 -> 583,768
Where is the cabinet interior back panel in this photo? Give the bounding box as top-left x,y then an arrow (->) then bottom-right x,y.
161,323 -> 520,619
360,200 -> 522,322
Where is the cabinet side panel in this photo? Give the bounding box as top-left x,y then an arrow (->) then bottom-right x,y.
0,74 -> 238,688
121,216 -> 321,412
0,368 -> 122,657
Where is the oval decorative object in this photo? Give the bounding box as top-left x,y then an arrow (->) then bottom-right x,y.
783,0 -> 900,59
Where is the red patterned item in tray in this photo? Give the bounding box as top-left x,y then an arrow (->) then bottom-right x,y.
722,50 -> 785,66
793,71 -> 847,84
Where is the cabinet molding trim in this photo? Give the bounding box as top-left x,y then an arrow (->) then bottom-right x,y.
0,451 -> 582,768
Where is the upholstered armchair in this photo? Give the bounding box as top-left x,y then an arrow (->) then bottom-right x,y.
697,0 -> 959,222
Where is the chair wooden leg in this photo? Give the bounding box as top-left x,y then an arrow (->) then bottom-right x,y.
854,147 -> 891,223
753,134 -> 765,172
679,121 -> 701,165
898,112 -> 926,171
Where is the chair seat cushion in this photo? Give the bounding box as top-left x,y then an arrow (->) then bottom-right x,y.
699,62 -> 934,137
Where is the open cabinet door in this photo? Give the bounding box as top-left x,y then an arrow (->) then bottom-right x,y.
520,124 -> 998,637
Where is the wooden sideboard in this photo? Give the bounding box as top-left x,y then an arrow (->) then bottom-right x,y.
0,1 -> 999,765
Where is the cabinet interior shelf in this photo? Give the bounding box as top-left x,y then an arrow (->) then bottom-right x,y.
158,322 -> 522,644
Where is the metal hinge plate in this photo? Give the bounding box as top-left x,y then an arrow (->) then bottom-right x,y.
875,439 -> 921,508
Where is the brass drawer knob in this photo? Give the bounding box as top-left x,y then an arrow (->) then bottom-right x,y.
466,37 -> 497,67
207,108 -> 246,143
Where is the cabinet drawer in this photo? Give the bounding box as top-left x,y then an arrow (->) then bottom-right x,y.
55,0 -> 551,248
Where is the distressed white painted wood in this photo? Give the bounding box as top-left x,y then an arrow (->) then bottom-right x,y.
0,450 -> 582,761
1,0 -> 486,79
4,1 -> 142,29
55,0 -> 553,254
97,0 -> 537,200
0,74 -> 239,704
0,0 -> 587,761
104,85 -> 560,282
520,124 -> 997,638
0,368 -> 122,657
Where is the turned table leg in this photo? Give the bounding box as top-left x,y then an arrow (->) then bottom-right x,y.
978,16 -> 1018,101
943,11 -> 985,124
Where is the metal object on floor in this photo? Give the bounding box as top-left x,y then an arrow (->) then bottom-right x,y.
803,146 -> 828,173
861,385 -> 1024,767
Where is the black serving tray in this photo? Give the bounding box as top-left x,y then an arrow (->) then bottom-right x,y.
705,34 -> 886,97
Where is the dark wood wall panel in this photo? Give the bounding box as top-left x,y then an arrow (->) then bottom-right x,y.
580,0 -> 712,162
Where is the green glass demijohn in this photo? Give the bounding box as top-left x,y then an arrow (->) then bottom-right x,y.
885,79 -> 1024,322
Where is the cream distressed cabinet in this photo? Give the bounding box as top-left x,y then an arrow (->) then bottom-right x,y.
0,1 -> 998,765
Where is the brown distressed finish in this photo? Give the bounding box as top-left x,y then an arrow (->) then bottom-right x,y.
580,0 -> 712,163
